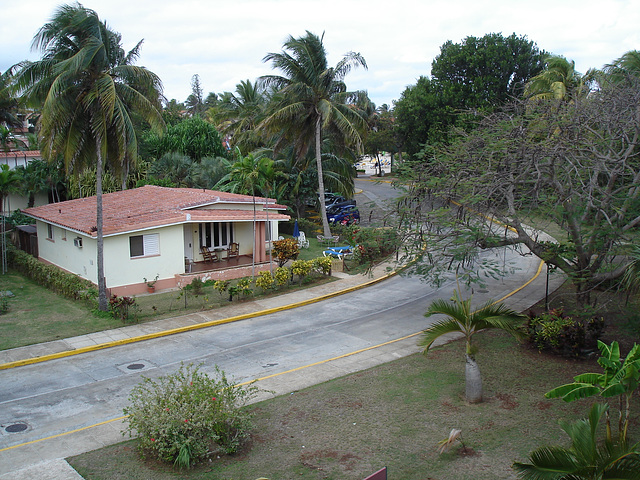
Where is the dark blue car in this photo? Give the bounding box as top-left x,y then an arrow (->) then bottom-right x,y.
328,206 -> 360,225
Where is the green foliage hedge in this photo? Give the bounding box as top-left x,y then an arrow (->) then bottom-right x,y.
7,244 -> 96,301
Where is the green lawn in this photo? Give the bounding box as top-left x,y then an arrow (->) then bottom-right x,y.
0,265 -> 337,351
67,330 -> 632,479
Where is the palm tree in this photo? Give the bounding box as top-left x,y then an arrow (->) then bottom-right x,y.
216,150 -> 277,276
211,79 -> 268,152
419,289 -> 525,403
0,164 -> 21,214
524,55 -> 588,101
0,69 -> 22,129
513,403 -> 640,479
16,159 -> 49,207
259,31 -> 369,238
604,50 -> 640,84
14,4 -> 164,310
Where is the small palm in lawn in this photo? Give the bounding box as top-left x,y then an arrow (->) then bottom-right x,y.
419,289 -> 525,403
513,403 -> 640,480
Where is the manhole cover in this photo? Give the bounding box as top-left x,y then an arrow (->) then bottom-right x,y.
127,363 -> 145,370
5,423 -> 28,433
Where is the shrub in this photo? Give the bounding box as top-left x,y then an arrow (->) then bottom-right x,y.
272,238 -> 299,267
312,256 -> 332,275
0,293 -> 9,315
274,266 -> 291,286
228,278 -> 253,301
255,271 -> 274,291
7,244 -> 96,301
213,280 -> 229,295
526,308 -> 604,357
109,295 -> 137,322
291,259 -> 312,281
187,276 -> 205,295
123,364 -> 258,469
339,225 -> 399,266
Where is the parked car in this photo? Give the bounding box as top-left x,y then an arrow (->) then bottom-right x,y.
328,206 -> 360,225
326,199 -> 357,215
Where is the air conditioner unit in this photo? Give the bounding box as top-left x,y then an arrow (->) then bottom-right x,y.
73,237 -> 83,248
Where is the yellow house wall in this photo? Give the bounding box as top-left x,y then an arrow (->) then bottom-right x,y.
104,225 -> 184,288
35,221 -> 185,289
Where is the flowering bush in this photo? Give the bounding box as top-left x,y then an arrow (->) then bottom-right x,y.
213,280 -> 230,295
311,256 -> 332,275
274,267 -> 291,286
291,259 -> 312,281
255,271 -> 275,290
109,295 -> 137,322
123,364 -> 258,469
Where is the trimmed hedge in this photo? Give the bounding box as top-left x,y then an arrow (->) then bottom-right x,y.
7,244 -> 96,301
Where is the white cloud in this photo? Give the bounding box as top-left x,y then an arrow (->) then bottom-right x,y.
2,0 -> 639,107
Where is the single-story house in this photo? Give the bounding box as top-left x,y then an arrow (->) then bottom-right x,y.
22,185 -> 290,295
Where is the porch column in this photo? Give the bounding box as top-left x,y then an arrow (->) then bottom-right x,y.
254,221 -> 267,263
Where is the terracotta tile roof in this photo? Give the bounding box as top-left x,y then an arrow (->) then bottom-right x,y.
23,185 -> 290,237
0,150 -> 42,158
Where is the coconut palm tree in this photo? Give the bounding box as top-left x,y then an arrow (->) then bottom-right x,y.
13,4 -> 164,310
0,69 -> 22,129
212,79 -> 268,153
419,289 -> 525,403
259,31 -> 369,238
513,403 -> 640,479
604,50 -> 640,84
524,55 -> 589,101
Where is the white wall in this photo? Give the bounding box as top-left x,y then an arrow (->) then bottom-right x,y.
35,221 -> 97,281
36,221 -> 186,288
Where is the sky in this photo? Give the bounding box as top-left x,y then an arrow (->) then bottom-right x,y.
2,0 -> 640,108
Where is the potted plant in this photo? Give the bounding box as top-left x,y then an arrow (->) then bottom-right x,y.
143,274 -> 159,293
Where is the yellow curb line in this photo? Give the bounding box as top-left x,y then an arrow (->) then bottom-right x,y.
0,270 -> 400,371
0,259 -> 545,454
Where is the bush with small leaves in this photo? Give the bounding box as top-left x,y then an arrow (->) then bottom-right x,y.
526,308 -> 604,357
291,259 -> 312,282
274,267 -> 291,286
272,238 -> 299,267
213,280 -> 230,295
123,364 -> 258,469
312,256 -> 332,275
255,271 -> 275,291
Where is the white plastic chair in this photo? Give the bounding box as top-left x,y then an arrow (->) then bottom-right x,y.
298,231 -> 309,248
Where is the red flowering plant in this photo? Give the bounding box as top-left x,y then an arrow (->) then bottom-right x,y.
108,295 -> 137,322
123,363 -> 259,469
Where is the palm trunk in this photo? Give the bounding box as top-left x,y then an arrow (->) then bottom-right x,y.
96,142 -> 108,311
315,117 -> 331,238
465,354 -> 483,404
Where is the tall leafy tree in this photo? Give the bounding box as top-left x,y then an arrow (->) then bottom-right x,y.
419,289 -> 524,403
259,31 -> 369,237
14,4 -> 164,310
395,33 -> 545,156
150,116 -> 225,162
431,33 -> 546,109
185,73 -> 204,117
